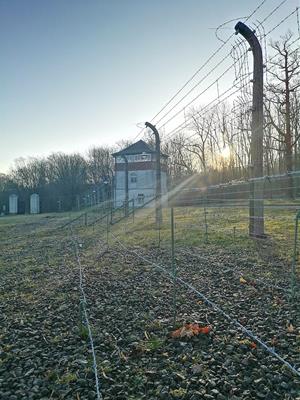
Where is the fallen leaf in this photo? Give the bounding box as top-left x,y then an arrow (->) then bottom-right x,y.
175,372 -> 186,380
170,324 -> 211,338
101,368 -> 114,382
239,339 -> 257,349
240,277 -> 247,284
191,364 -> 203,373
200,326 -> 211,334
120,351 -> 128,361
271,336 -> 278,346
287,323 -> 295,333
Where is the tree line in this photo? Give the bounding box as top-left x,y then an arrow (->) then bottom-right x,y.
163,32 -> 300,187
0,147 -> 115,212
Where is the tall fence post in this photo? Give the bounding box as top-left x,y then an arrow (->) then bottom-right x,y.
106,213 -> 109,246
110,202 -> 113,225
145,122 -> 163,227
291,210 -> 300,300
132,199 -> 135,223
204,194 -> 208,243
84,212 -> 88,227
158,220 -> 161,248
121,155 -> 129,217
171,208 -> 177,326
235,21 -> 264,238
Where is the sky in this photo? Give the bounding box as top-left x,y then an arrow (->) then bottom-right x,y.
0,0 -> 299,173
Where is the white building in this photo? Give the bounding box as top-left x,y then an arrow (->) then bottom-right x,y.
112,140 -> 168,207
9,194 -> 18,214
30,193 -> 40,214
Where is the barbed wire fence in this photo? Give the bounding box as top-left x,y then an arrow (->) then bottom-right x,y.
69,226 -> 103,400
109,230 -> 300,378
56,168 -> 300,390
13,166 -> 299,399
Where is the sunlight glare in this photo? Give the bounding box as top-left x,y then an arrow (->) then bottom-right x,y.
220,145 -> 231,159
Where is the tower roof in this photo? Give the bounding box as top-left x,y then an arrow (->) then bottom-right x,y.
112,140 -> 167,158
112,140 -> 155,156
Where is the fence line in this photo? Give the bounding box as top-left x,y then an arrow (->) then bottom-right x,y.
70,227 -> 103,400
181,186 -> 300,197
178,249 -> 286,291
121,205 -> 296,291
107,210 -> 290,289
110,231 -> 300,378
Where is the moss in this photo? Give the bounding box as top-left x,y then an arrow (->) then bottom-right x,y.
45,369 -> 59,382
58,372 -> 77,384
138,336 -> 165,352
78,323 -> 89,340
170,388 -> 188,398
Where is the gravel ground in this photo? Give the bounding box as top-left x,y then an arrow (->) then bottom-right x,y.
0,219 -> 299,399
0,229 -> 96,399
79,237 -> 300,400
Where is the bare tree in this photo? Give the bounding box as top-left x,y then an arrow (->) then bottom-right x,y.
10,157 -> 48,190
162,132 -> 195,181
47,153 -> 87,209
265,32 -> 300,173
87,146 -> 114,185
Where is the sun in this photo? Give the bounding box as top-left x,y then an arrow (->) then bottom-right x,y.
220,145 -> 231,159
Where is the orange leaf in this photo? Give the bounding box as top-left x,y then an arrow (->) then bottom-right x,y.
170,324 -> 211,338
199,326 -> 212,334
170,327 -> 185,338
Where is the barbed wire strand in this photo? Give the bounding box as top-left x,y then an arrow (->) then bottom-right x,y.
70,227 -> 103,400
162,9 -> 299,140
164,36 -> 299,145
132,0 -> 287,141
110,231 -> 300,378
132,0 -> 270,141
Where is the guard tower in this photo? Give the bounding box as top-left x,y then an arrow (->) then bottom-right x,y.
112,140 -> 168,207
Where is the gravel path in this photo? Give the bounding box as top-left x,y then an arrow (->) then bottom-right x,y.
0,231 -> 96,399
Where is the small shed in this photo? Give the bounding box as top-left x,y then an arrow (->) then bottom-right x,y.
30,193 -> 40,214
9,194 -> 18,214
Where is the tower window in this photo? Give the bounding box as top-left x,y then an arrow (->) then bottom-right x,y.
130,173 -> 137,183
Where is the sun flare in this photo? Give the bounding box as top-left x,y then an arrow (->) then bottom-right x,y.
220,145 -> 231,159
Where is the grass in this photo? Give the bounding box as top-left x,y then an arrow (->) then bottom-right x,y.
58,372 -> 78,384
103,203 -> 299,265
78,323 -> 89,341
137,337 -> 165,352
0,201 -> 298,278
169,388 -> 188,398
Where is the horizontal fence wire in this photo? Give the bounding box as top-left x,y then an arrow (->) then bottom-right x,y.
113,219 -> 289,279
110,198 -> 297,290
172,204 -> 300,211
58,213 -> 86,230
70,227 -> 103,400
178,249 -> 286,291
110,231 -> 300,378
